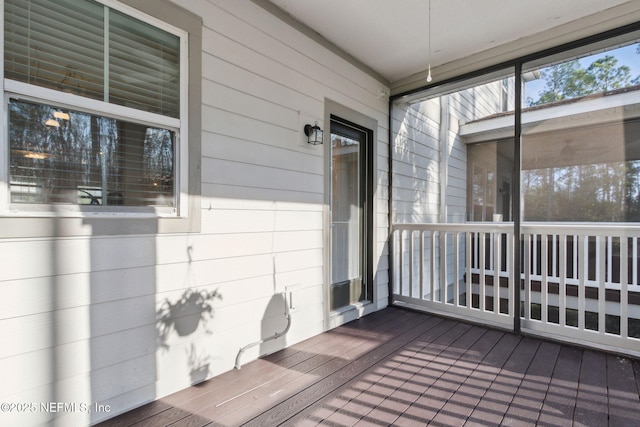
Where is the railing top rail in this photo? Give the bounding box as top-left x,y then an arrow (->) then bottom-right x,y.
392,222 -> 513,233
522,222 -> 640,237
392,222 -> 640,237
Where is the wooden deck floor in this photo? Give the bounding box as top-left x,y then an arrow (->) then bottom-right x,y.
98,307 -> 640,427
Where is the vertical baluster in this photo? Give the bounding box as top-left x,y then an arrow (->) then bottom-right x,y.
419,230 -> 424,301
633,237 -> 638,286
507,228 -> 513,316
474,231 -> 479,271
442,232 -> 448,304
493,231 -> 501,314
559,234 -> 566,328
532,234 -> 538,277
523,232 -> 531,320
598,236 -> 606,334
479,231 -> 486,311
607,236 -> 613,285
431,230 -> 437,303
552,234 -> 558,280
578,234 -> 586,331
397,229 -> 403,296
411,230 -> 416,299
466,231 -> 472,309
620,237 -> 629,338
573,234 -> 578,280
454,231 -> 460,306
489,231 -> 494,272
541,234 -> 548,324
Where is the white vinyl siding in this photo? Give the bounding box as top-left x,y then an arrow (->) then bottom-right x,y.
392,101 -> 442,224
392,79 -> 509,226
0,0 -> 389,425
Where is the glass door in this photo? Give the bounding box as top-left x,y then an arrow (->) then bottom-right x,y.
330,117 -> 370,311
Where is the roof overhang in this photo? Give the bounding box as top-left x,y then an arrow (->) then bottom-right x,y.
460,89 -> 640,142
460,89 -> 640,169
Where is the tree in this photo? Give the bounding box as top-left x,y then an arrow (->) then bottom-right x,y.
584,55 -> 631,92
528,60 -> 582,106
528,55 -> 634,107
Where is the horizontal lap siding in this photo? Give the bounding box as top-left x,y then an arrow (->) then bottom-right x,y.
0,0 -> 389,425
392,103 -> 441,224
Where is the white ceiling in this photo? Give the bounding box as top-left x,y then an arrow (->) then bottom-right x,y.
268,0 -> 637,84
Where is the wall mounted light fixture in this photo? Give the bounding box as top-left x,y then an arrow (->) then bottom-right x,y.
304,122 -> 323,145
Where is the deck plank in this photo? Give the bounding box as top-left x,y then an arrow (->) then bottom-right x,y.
96,400 -> 174,426
215,311 -> 427,425
240,314 -> 454,426
299,316 -> 459,426
399,328 -> 505,427
537,345 -> 582,426
97,307 -> 640,427
574,350 -> 608,426
350,321 -> 479,426
607,354 -> 640,427
174,308 -> 417,422
501,340 -> 561,426
127,406 -> 194,427
182,308 -> 410,408
456,336 -> 539,427
458,333 -> 522,427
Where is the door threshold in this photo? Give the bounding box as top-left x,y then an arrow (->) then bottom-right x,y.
328,300 -> 375,329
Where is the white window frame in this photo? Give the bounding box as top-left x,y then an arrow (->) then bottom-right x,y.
0,0 -> 189,218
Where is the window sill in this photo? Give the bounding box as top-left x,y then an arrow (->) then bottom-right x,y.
4,205 -> 179,218
0,205 -> 199,238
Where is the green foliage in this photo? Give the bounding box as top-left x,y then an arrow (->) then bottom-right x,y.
523,162 -> 640,222
528,60 -> 582,105
527,54 -> 634,107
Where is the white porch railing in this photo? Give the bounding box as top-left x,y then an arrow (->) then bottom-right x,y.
391,223 -> 640,358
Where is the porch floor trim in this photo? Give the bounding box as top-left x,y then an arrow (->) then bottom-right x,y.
97,307 -> 640,426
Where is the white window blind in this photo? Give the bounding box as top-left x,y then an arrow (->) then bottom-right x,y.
4,0 -> 105,101
4,0 -> 180,118
109,8 -> 180,118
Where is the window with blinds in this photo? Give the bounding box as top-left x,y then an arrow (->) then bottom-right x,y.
4,0 -> 184,211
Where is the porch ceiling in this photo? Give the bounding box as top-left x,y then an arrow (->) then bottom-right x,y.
266,0 -> 639,89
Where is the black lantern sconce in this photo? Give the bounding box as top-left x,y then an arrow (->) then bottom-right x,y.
304,122 -> 323,145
